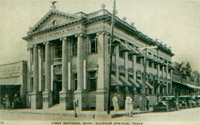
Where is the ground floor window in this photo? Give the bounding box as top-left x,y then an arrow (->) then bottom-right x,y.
88,71 -> 97,91
73,73 -> 77,91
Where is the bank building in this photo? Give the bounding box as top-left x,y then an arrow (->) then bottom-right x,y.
22,5 -> 175,111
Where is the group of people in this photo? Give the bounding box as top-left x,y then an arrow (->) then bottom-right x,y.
112,93 -> 151,117
112,93 -> 134,117
1,93 -> 23,109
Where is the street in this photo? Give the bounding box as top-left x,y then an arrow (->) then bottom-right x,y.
0,107 -> 200,125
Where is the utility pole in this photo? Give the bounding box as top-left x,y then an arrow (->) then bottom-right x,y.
107,0 -> 116,114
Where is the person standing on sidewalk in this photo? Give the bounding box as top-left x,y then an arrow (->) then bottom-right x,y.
112,93 -> 119,111
146,96 -> 150,110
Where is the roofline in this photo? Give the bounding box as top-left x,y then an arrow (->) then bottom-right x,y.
0,60 -> 27,66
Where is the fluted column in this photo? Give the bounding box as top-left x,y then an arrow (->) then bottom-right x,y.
74,34 -> 87,112
42,42 -> 52,109
45,42 -> 51,92
59,37 -> 72,110
162,65 -> 165,95
157,64 -> 160,95
33,45 -> 39,93
132,55 -> 137,94
62,37 -> 68,92
30,45 -> 42,109
170,69 -> 173,95
166,62 -> 169,95
77,35 -> 84,91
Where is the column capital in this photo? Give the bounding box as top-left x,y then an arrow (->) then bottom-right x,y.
33,44 -> 38,48
75,33 -> 87,38
43,41 -> 51,45
60,37 -> 67,42
96,31 -> 106,36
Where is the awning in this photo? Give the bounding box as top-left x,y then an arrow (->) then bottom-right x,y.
168,64 -> 175,70
119,76 -> 132,86
128,78 -> 140,88
87,68 -> 98,72
119,44 -> 131,52
0,83 -> 21,86
173,80 -> 200,90
111,75 -> 123,86
146,81 -> 154,89
136,80 -> 148,88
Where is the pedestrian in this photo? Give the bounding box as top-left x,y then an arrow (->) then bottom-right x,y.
139,96 -> 142,110
4,94 -> 10,109
112,93 -> 119,111
146,96 -> 150,110
127,96 -> 133,117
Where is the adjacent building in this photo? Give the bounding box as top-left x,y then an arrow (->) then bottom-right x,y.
0,61 -> 27,106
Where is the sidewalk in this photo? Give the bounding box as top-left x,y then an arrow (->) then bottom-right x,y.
0,108 -> 153,119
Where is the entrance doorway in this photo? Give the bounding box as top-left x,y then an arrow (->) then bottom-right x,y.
53,81 -> 62,104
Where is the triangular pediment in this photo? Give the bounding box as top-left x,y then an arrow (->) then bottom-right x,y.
29,9 -> 79,33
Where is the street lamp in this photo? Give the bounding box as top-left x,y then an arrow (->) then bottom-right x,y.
138,46 -> 157,111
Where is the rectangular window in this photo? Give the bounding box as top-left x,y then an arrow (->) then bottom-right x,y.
136,57 -> 140,64
119,52 -> 124,58
88,71 -> 97,91
149,62 -> 152,68
89,36 -> 98,54
128,54 -> 133,61
42,46 -> 45,61
55,43 -> 62,58
160,65 -> 162,71
72,41 -> 77,56
154,63 -> 157,69
73,74 -> 77,91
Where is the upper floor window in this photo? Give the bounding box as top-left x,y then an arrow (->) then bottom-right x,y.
154,63 -> 157,69
136,57 -> 141,64
128,54 -> 133,61
89,35 -> 98,54
55,43 -> 62,58
149,62 -> 152,68
71,41 -> 77,56
119,52 -> 124,58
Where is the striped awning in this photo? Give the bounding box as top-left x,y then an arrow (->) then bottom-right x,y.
111,75 -> 123,86
128,78 -> 140,88
119,76 -> 132,86
146,81 -> 153,89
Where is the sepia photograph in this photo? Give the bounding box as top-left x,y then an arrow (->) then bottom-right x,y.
0,0 -> 199,125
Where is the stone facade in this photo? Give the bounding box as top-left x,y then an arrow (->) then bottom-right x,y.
23,8 -> 176,111
0,61 -> 27,106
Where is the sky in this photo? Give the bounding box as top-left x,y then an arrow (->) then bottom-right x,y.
0,0 -> 199,71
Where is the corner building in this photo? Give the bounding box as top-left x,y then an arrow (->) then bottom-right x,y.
23,8 -> 174,111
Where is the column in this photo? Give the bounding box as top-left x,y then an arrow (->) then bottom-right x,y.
68,62 -> 72,91
124,49 -> 129,96
166,62 -> 169,95
30,45 -> 42,109
96,32 -> 108,111
132,55 -> 137,94
42,42 -> 53,109
157,64 -> 160,95
27,48 -> 33,108
170,69 -> 173,95
59,37 -> 72,110
83,60 -> 87,90
162,65 -> 165,95
74,34 -> 87,112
